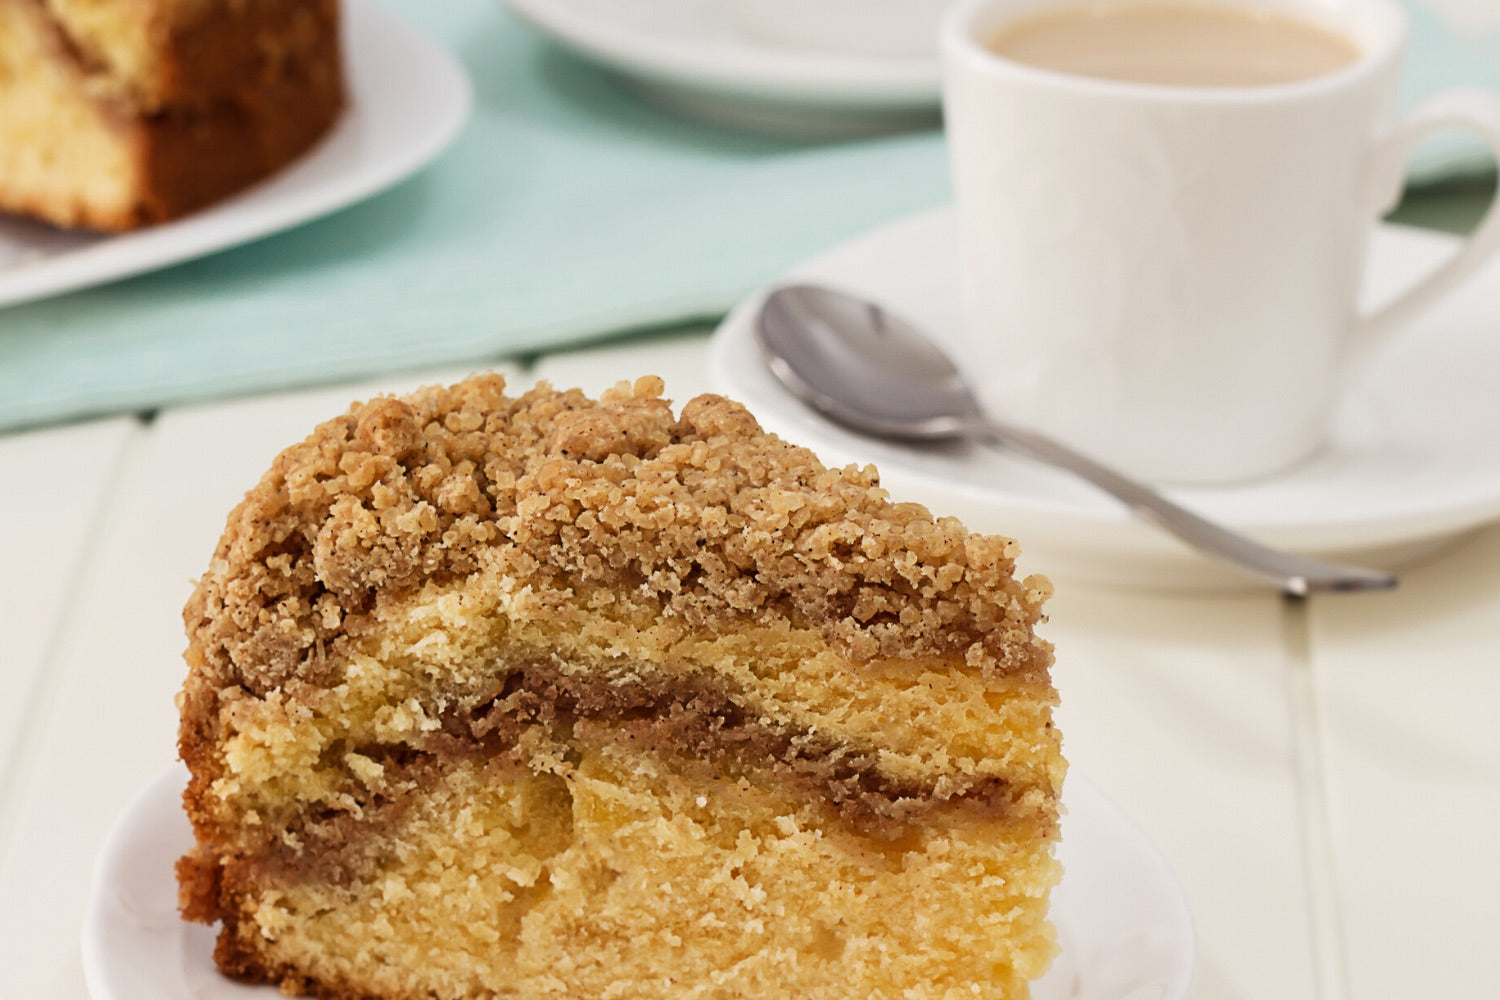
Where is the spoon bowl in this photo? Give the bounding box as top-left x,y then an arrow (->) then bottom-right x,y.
759,284 -> 979,437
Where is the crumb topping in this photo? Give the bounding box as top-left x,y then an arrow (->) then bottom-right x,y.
184,375 -> 1051,695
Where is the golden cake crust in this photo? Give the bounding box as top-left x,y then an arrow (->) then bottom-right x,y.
183,375 -> 1053,705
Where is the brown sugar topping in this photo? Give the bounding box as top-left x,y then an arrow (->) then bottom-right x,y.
184,375 -> 1052,695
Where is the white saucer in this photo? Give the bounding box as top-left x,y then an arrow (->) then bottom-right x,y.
501,0 -> 940,135
708,208 -> 1500,590
0,0 -> 471,311
84,764 -> 1193,1000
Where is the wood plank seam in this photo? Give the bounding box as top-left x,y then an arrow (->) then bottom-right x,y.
1283,595 -> 1353,1000
0,417 -> 151,867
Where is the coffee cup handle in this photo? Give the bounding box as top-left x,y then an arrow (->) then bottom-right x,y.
1356,89 -> 1500,365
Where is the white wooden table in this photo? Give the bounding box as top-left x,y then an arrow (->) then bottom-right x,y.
0,327 -> 1495,999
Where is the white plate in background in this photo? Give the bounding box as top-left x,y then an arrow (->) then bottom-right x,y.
84,764 -> 1193,999
709,208 -> 1500,590
0,0 -> 472,311
501,0 -> 941,135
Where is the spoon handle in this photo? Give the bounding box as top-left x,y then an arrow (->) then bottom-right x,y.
974,418 -> 1397,595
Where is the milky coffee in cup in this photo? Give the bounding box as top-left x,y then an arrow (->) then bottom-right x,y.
986,2 -> 1360,88
942,0 -> 1500,484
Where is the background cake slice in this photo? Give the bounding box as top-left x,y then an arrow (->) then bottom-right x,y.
177,374 -> 1067,999
0,0 -> 343,231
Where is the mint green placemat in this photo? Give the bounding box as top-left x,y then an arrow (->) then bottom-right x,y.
0,0 -> 1494,432
0,0 -> 950,431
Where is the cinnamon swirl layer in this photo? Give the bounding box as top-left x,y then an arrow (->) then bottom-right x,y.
194,653 -> 1056,895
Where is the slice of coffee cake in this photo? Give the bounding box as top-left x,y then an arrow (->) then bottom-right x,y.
0,0 -> 343,230
176,374 -> 1066,999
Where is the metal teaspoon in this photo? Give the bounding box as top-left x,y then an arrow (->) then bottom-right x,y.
754,283 -> 1396,595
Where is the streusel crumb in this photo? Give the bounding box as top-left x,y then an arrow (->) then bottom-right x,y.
184,374 -> 1051,696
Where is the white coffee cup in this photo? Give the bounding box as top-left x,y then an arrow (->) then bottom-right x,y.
942,0 -> 1500,483
728,0 -> 953,56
